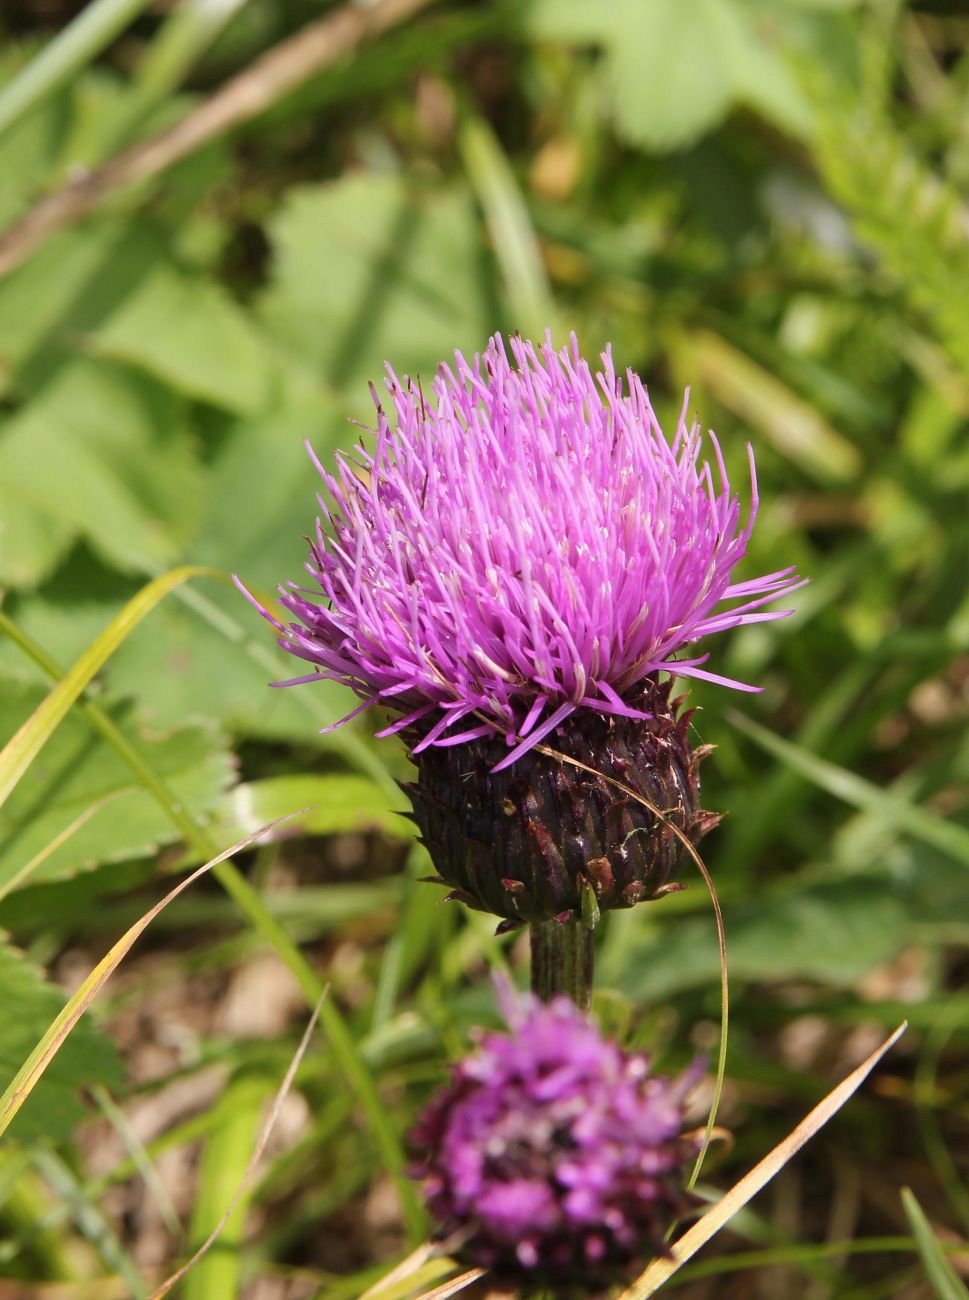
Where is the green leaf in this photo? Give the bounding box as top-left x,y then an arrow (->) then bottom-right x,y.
0,219 -> 166,392
107,584 -> 359,741
901,1188 -> 969,1300
0,939 -> 123,1143
88,265 -> 276,414
192,398 -> 346,584
200,774 -> 414,853
606,879 -> 910,1001
0,361 -> 204,583
258,174 -> 494,393
0,679 -> 234,894
527,0 -> 813,151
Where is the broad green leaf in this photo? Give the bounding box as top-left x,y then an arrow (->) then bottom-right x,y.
901,1189 -> 969,1300
88,265 -> 276,414
201,774 -> 413,851
105,584 -> 359,741
605,879 -> 910,1001
527,0 -> 813,151
258,174 -> 494,392
0,219 -> 166,391
0,940 -> 123,1143
192,398 -> 347,583
0,680 -> 234,893
0,361 -> 204,582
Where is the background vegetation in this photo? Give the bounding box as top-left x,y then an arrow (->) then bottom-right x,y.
1,0 -> 969,1296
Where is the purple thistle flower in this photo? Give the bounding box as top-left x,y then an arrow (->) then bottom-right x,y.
410,988 -> 702,1286
239,332 -> 801,771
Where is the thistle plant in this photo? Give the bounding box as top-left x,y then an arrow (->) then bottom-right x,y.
239,332 -> 801,1005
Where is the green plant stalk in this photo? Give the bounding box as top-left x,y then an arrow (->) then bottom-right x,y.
530,918 -> 593,1010
102,0 -> 255,158
458,112 -> 557,341
183,1074 -> 269,1300
0,609 -> 425,1240
0,0 -> 156,140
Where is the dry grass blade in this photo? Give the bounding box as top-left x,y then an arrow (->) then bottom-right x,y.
360,1245 -> 437,1299
414,1268 -> 488,1299
537,743 -> 728,1186
146,986 -> 328,1300
0,0 -> 442,275
0,808 -> 307,1138
616,1022 -> 908,1299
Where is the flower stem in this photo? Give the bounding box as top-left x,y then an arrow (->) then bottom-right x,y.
530,918 -> 593,1009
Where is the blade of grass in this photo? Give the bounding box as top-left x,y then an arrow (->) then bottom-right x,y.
677,1236 -> 965,1282
0,606 -> 424,1239
414,1269 -> 488,1300
0,0 -> 156,139
30,1148 -> 147,1300
901,1188 -> 969,1300
134,0 -> 253,105
727,710 -> 969,866
90,1084 -> 181,1241
459,112 -> 557,340
617,1023 -> 907,1298
0,811 -> 300,1139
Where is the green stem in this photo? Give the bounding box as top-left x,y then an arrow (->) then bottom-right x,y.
530,918 -> 593,1010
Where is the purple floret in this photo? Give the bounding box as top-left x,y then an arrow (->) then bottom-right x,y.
239,332 -> 802,767
410,991 -> 701,1285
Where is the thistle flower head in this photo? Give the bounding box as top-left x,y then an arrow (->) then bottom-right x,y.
240,332 -> 801,770
410,988 -> 701,1287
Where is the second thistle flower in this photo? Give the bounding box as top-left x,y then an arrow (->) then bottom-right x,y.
241,333 -> 801,925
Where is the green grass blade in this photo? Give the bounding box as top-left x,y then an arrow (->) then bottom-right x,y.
135,0 -> 251,103
459,112 -> 557,340
0,565 -> 212,813
0,0 -> 156,139
901,1188 -> 969,1300
727,710 -> 969,867
182,1075 -> 269,1300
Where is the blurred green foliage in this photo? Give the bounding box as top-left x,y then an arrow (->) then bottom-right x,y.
0,0 -> 968,1295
